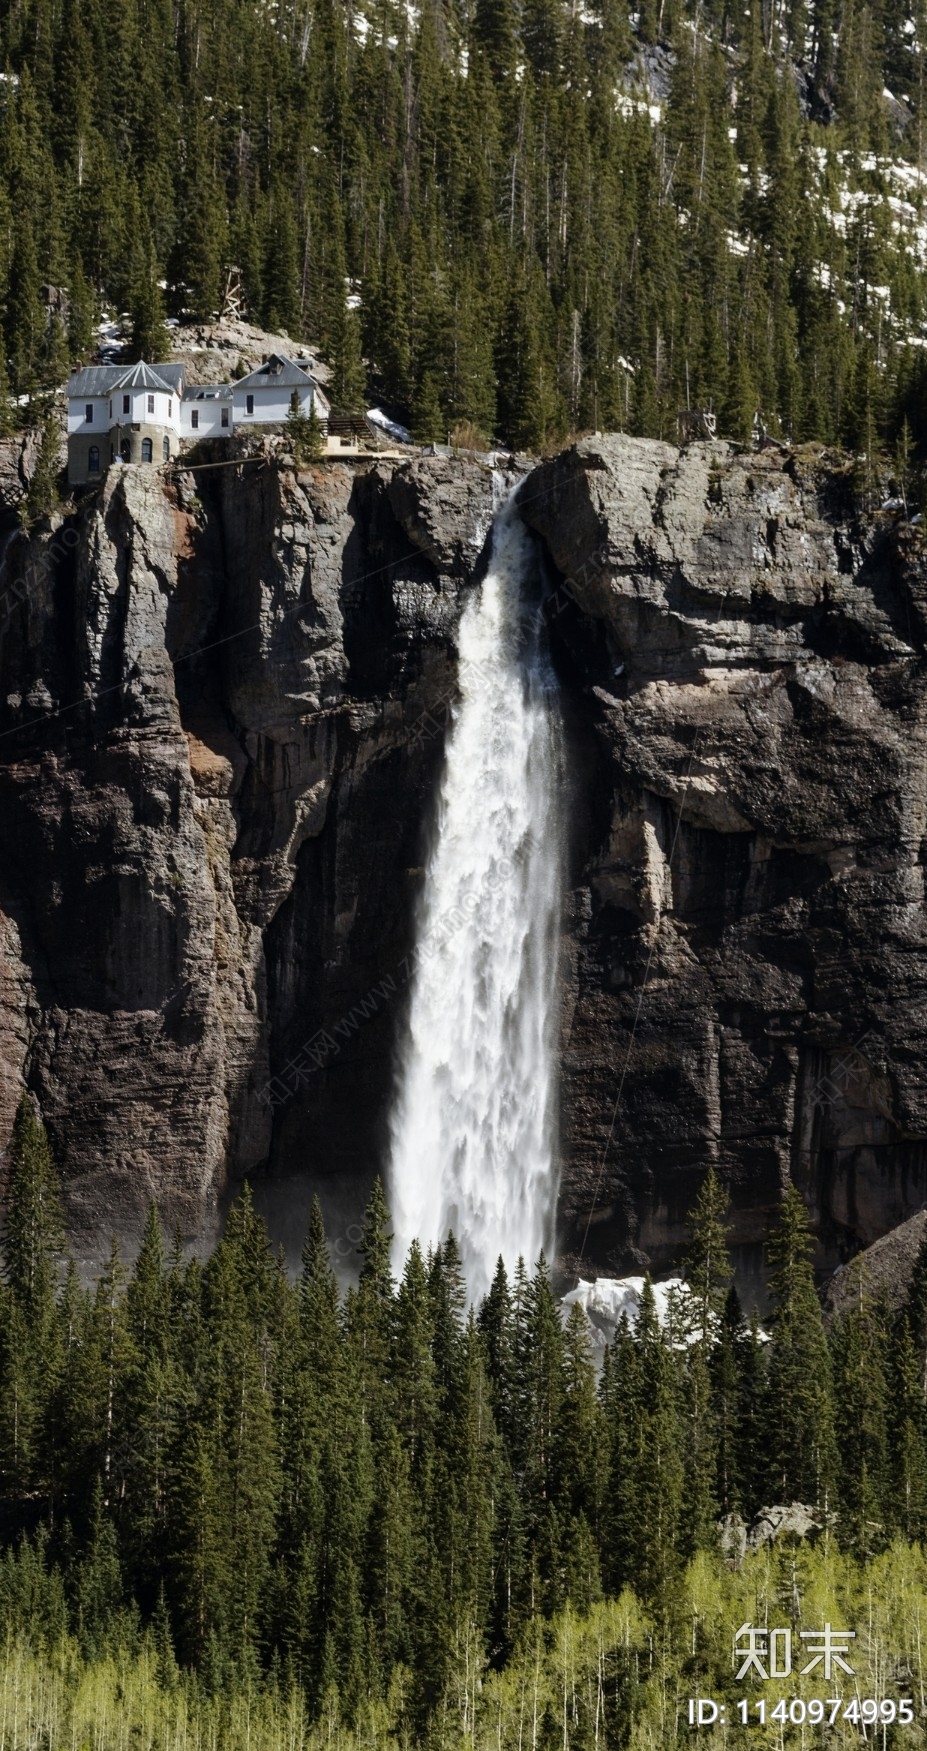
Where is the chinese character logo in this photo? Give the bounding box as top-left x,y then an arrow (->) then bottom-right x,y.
799,1624 -> 857,1679
734,1623 -> 855,1680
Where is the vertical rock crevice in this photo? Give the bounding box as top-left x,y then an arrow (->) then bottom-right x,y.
0,451 -> 498,1262
520,436 -> 927,1283
1,435 -> 925,1283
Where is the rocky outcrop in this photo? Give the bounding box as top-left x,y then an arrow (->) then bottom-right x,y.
520,436 -> 927,1283
720,1502 -> 824,1565
2,431 -> 926,1283
825,1208 -> 927,1318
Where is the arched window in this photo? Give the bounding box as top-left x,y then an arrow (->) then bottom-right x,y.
88,445 -> 100,474
141,438 -> 153,463
120,440 -> 130,462
162,436 -> 170,461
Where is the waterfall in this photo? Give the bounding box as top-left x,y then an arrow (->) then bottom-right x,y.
388,483 -> 564,1304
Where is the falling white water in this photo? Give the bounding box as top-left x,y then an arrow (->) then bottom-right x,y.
388,482 -> 564,1303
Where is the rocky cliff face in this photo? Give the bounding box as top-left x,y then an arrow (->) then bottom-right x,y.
0,447 -> 496,1260
1,435 -> 925,1282
520,437 -> 927,1284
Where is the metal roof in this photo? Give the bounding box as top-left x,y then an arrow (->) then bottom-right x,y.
183,383 -> 233,401
66,365 -> 125,397
233,353 -> 316,391
66,360 -> 186,398
153,363 -> 186,393
111,360 -> 176,393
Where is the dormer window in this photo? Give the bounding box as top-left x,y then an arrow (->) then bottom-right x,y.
85,404 -> 93,424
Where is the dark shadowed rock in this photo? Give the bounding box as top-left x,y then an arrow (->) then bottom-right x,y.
2,433 -> 927,1281
520,437 -> 927,1284
0,449 -> 497,1261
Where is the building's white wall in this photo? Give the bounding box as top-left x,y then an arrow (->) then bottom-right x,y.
108,388 -> 182,430
67,396 -> 109,436
232,383 -> 317,425
180,398 -> 231,437
68,373 -> 332,473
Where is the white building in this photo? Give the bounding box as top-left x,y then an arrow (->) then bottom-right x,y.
66,354 -> 331,486
230,354 -> 324,427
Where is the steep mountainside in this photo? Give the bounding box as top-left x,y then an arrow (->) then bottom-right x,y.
1,439 -> 926,1279
522,437 -> 927,1281
4,0 -> 927,458
0,448 -> 496,1258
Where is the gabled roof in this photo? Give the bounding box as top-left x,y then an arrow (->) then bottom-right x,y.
66,365 -> 124,398
66,360 -> 186,399
232,353 -> 316,391
152,363 -> 186,394
111,360 -> 176,393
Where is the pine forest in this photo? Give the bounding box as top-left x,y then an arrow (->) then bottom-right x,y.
0,1098 -> 924,1747
2,0 -> 927,454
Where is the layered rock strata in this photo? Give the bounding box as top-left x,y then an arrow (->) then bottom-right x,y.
0,448 -> 496,1259
520,437 -> 927,1281
1,434 -> 926,1283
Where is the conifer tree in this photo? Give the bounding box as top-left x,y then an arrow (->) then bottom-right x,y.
676,1169 -> 731,1552
7,218 -> 44,395
478,1255 -> 515,1428
522,1255 -> 565,1529
830,1260 -> 890,1552
263,190 -> 301,337
901,1221 -> 927,1398
682,1167 -> 732,1344
329,299 -> 366,410
411,371 -> 445,443
2,1095 -> 64,1314
428,1233 -> 467,1406
21,404 -> 63,526
888,1307 -> 927,1539
348,1179 -> 394,1422
393,1240 -> 438,1472
363,239 -> 411,407
555,1302 -> 605,1536
472,0 -> 517,81
299,1196 -> 341,1391
67,259 -> 95,362
762,1186 -> 837,1509
183,149 -> 228,325
606,1284 -> 684,1610
0,1101 -> 67,1487
129,242 -> 169,363
286,389 -> 323,464
74,1476 -> 125,1658
713,1285 -> 744,1516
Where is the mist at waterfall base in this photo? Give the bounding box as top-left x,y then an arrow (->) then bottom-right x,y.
387,490 -> 565,1305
